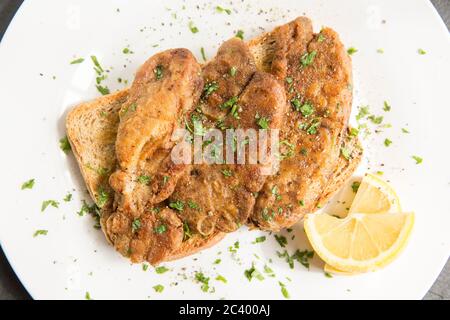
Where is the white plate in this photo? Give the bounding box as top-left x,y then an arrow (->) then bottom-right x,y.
0,0 -> 449,300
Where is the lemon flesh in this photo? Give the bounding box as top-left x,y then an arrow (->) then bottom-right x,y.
349,173 -> 401,214
305,212 -> 414,273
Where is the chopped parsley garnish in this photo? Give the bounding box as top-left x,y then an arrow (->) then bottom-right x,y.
274,235 -> 288,248
76,201 -> 101,228
96,85 -> 110,95
96,188 -> 109,208
252,236 -> 266,244
216,6 -> 231,14
122,47 -> 133,54
418,48 -> 426,55
356,105 -> 370,120
142,264 -> 149,271
244,265 -> 264,281
131,219 -> 141,232
368,115 -> 383,124
90,56 -> 104,74
153,285 -> 164,293
384,138 -> 392,147
261,207 -> 274,221
412,155 -> 423,164
137,175 -> 151,185
220,96 -> 238,110
215,275 -> 227,283
187,199 -> 199,209
70,58 -> 84,65
155,266 -> 169,274
235,30 -> 244,40
299,102 -> 314,117
402,128 -> 410,134
200,47 -> 207,62
271,185 -> 282,201
169,200 -> 184,211
277,249 -> 314,269
202,81 -> 219,100
33,230 -> 48,237
187,114 -> 207,137
325,272 -> 333,278
299,199 -> 305,206
213,259 -> 221,265
263,265 -> 275,277
41,200 -> 59,212
257,117 -> 270,129
277,250 -> 295,268
279,282 -> 290,299
63,193 -> 72,202
293,249 -> 314,269
183,221 -> 192,241
290,98 -> 301,110
349,127 -> 360,137
229,66 -> 237,77
21,179 -> 35,190
341,147 -> 351,160
377,48 -> 384,54
383,101 -> 391,112
162,175 -> 169,185
305,118 -> 321,135
188,21 -> 199,33
221,169 -> 233,177
154,224 -> 167,234
318,34 -> 326,42
154,65 -> 164,80
85,164 -> 109,176
300,50 -> 317,67
351,181 -> 361,193
280,140 -> 295,159
77,200 -> 97,216
195,272 -> 210,292
230,103 -> 240,119
347,47 -> 358,55
59,136 -> 71,153
85,292 -> 92,300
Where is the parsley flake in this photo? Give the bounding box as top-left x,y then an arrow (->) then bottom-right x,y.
412,155 -> 423,164
300,50 -> 317,66
33,230 -> 48,237
70,58 -> 84,65
59,136 -> 71,153
235,30 -> 244,40
347,47 -> 358,55
188,21 -> 199,33
21,179 -> 35,190
153,285 -> 164,293
41,200 -> 59,212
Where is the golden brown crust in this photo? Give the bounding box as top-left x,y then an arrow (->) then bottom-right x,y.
65,17 -> 362,264
250,19 -> 354,231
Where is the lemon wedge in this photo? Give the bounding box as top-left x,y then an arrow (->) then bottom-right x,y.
305,211 -> 414,273
349,173 -> 401,214
322,174 -> 405,274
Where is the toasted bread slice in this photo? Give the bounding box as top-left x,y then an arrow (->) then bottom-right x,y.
66,21 -> 362,262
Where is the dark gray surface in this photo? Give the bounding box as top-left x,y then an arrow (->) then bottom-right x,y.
0,0 -> 448,300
